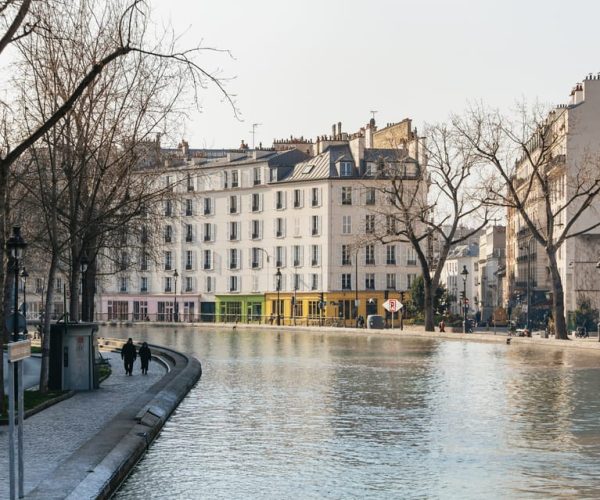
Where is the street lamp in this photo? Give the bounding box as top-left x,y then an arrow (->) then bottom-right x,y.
172,269 -> 178,322
80,254 -> 89,322
20,268 -> 29,332
6,225 -> 27,499
461,264 -> 469,333
275,267 -> 282,326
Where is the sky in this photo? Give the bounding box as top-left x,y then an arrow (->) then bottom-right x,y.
153,0 -> 600,149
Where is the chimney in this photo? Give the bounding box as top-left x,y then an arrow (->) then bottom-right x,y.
337,122 -> 342,138
332,124 -> 336,139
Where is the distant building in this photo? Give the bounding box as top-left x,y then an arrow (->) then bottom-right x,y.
477,226 -> 506,322
440,242 -> 479,316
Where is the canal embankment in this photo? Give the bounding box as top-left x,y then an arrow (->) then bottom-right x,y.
2,339 -> 202,500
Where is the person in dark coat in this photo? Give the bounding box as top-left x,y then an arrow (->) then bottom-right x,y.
139,342 -> 151,375
121,338 -> 137,376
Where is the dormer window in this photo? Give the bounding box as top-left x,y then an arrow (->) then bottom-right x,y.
340,161 -> 353,176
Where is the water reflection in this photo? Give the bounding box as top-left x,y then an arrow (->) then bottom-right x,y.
109,326 -> 600,499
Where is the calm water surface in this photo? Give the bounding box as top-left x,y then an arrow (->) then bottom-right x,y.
109,325 -> 600,499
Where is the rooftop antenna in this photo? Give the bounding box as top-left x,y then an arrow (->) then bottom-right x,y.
249,123 -> 262,149
370,110 -> 378,120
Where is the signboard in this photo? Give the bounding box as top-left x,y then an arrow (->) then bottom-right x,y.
8,339 -> 31,363
383,299 -> 402,313
4,312 -> 26,333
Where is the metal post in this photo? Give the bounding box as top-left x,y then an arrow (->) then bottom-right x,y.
8,359 -> 16,500
526,240 -> 531,329
355,249 -> 358,326
18,360 -> 24,498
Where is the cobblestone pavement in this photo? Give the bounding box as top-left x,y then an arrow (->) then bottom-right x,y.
0,351 -> 165,498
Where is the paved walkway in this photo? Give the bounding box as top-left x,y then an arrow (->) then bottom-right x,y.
0,352 -> 165,498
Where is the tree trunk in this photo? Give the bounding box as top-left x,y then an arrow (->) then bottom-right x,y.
83,257 -> 97,322
39,253 -> 59,393
547,250 -> 568,340
423,275 -> 436,332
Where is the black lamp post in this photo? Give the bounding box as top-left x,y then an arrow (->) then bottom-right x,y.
275,267 -> 282,326
173,269 -> 179,322
461,265 -> 469,333
20,268 -> 29,334
7,226 -> 27,341
80,254 -> 89,322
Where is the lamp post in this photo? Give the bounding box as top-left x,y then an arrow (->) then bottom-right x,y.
80,254 -> 89,322
173,269 -> 178,322
20,268 -> 29,332
355,247 -> 359,326
275,267 -> 282,326
6,225 -> 27,500
461,265 -> 469,333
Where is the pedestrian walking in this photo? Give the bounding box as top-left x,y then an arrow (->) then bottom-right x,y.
139,342 -> 152,375
121,338 -> 137,376
439,319 -> 445,332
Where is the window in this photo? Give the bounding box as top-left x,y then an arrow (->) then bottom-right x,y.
186,224 -> 193,242
340,161 -> 353,176
276,246 -> 284,268
341,187 -> 352,205
311,245 -> 320,266
366,187 -> 376,205
187,173 -> 194,192
251,220 -> 261,240
223,171 -> 228,189
165,175 -> 173,191
164,225 -> 173,243
252,193 -> 261,212
365,245 -> 375,265
386,215 -> 397,235
365,273 -> 375,290
251,248 -> 262,269
164,251 -> 172,271
386,273 -> 396,290
206,276 -> 214,293
203,250 -> 212,270
203,223 -> 213,242
293,273 -> 300,291
407,247 -> 417,266
133,300 -> 148,321
311,215 -> 320,235
141,252 -> 149,271
229,248 -> 239,270
229,221 -> 239,241
253,167 -> 261,185
54,277 -> 63,293
342,273 -> 352,290
386,245 -> 396,265
185,276 -> 193,292
407,273 -> 416,288
119,251 -> 128,271
311,187 -> 320,207
185,199 -> 193,216
229,276 -> 239,292
365,215 -> 375,234
293,189 -> 302,208
157,301 -> 173,322
141,277 -> 148,292
293,245 -> 302,267
308,300 -> 320,317
231,170 -> 239,188
311,274 -> 319,290
302,164 -> 315,174
229,195 -> 238,214
341,245 -> 351,266
276,191 -> 284,210
165,276 -> 172,293
276,218 -> 284,238
186,250 -> 193,270
164,200 -> 173,216
140,225 -> 148,243
119,277 -> 128,293
204,198 -> 213,215
342,215 -> 352,234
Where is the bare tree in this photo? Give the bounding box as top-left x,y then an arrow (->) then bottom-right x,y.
369,124 -> 489,331
0,0 -> 235,396
452,103 -> 600,340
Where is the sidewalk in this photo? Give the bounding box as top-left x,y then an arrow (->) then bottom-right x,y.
0,349 -> 177,499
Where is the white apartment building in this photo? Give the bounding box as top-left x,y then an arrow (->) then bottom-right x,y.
440,243 -> 479,316
506,75 -> 600,327
99,118 -> 428,323
477,226 -> 506,322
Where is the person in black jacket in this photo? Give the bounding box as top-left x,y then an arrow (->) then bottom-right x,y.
139,342 -> 151,375
121,338 -> 137,376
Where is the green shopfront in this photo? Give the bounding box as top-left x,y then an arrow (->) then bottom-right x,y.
216,294 -> 265,323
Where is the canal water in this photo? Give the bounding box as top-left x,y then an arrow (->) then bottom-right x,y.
109,325 -> 600,499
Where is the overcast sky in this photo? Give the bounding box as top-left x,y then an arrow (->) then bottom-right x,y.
154,0 -> 600,149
